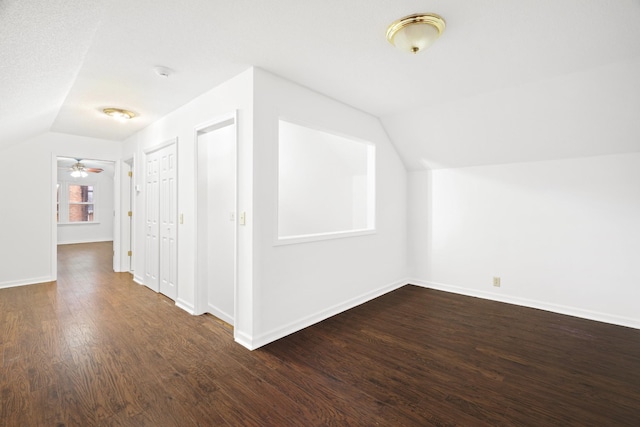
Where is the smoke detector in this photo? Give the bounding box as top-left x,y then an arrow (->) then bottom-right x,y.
153,66 -> 173,78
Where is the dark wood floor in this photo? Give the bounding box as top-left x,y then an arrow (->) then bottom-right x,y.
1,242 -> 639,426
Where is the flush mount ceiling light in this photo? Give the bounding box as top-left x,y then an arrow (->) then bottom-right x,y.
386,13 -> 446,54
103,107 -> 136,122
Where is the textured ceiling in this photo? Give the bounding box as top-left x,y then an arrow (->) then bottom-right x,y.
0,0 -> 106,148
2,0 -> 640,168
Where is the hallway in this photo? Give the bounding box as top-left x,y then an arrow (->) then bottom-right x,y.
1,243 -> 236,425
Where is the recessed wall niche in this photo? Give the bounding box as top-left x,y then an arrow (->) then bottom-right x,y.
277,120 -> 375,244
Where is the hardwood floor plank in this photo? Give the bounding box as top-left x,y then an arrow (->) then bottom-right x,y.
0,360 -> 33,427
0,242 -> 639,426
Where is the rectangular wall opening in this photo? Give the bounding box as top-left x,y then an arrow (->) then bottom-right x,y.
277,120 -> 375,245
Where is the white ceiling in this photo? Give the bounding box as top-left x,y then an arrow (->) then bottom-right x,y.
2,0 -> 640,169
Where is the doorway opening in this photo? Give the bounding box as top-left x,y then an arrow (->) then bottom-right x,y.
54,156 -> 118,278
195,113 -> 237,325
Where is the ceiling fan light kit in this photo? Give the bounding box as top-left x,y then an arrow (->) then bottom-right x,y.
70,162 -> 89,178
386,13 -> 446,54
68,159 -> 104,178
103,107 -> 136,121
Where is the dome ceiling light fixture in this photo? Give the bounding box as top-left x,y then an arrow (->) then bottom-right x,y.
386,13 -> 446,54
103,107 -> 136,122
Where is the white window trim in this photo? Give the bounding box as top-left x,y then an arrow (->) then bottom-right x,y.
57,181 -> 99,224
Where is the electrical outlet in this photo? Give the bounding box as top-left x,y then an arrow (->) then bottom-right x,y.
493,277 -> 501,287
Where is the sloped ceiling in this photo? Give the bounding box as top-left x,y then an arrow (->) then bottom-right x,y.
2,0 -> 640,169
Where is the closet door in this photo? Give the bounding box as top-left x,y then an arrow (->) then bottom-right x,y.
144,151 -> 159,291
158,144 -> 177,300
144,142 -> 177,299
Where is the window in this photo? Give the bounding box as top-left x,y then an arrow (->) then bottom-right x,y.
68,184 -> 95,222
277,120 -> 375,244
57,182 -> 97,223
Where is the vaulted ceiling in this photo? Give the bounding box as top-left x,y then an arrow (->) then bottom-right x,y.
2,0 -> 639,169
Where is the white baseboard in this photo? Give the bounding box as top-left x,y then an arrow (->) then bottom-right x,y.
247,278 -> 408,350
0,276 -> 54,290
58,239 -> 113,245
411,279 -> 640,330
176,298 -> 195,315
234,330 -> 254,350
206,304 -> 233,325
133,275 -> 144,285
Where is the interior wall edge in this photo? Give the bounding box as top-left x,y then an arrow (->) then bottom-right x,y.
411,279 -> 640,330
234,330 -> 254,351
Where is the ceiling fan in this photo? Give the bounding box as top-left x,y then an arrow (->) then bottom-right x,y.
66,158 -> 104,177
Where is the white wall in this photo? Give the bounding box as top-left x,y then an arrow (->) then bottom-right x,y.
123,67 -> 408,349
251,69 -> 408,347
409,153 -> 640,328
57,167 -> 115,244
0,132 -> 121,289
122,69 -> 255,339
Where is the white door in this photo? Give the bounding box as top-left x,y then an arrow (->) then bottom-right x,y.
144,143 -> 177,298
144,152 -> 159,291
159,145 -> 177,299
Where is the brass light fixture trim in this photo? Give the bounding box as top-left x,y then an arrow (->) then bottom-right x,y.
386,13 -> 446,54
103,107 -> 136,120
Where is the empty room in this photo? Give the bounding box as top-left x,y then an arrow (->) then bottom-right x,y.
1,1 -> 639,425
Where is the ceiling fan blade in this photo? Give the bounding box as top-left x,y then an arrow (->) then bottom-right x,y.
86,168 -> 104,173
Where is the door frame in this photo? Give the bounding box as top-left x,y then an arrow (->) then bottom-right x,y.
118,157 -> 134,273
194,111 -> 238,323
51,153 -> 121,281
